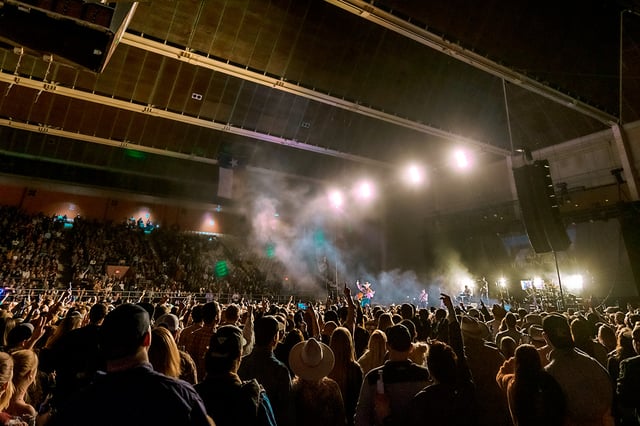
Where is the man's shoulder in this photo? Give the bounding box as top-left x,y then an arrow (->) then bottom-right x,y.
365,361 -> 429,385
620,354 -> 640,370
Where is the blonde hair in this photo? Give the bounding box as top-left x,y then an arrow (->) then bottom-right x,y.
329,327 -> 357,399
377,313 -> 394,332
149,327 -> 181,379
11,350 -> 38,390
45,314 -> 83,348
408,342 -> 428,366
0,352 -> 15,411
357,330 -> 387,374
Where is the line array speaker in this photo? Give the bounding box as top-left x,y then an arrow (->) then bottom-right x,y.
513,160 -> 570,253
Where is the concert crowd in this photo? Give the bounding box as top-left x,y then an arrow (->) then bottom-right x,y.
0,205 -> 638,425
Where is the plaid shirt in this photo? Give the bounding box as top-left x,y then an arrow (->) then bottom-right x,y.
186,325 -> 216,382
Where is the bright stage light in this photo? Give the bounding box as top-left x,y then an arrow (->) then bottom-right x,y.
355,180 -> 375,200
565,274 -> 584,292
329,189 -> 344,209
498,277 -> 507,288
404,164 -> 424,185
461,277 -> 475,290
533,276 -> 543,289
453,149 -> 471,169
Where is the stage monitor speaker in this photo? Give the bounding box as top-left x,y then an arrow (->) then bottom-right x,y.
0,0 -> 138,72
513,160 -> 571,254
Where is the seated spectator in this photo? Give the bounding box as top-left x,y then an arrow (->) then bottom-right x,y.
51,303 -> 210,426
195,325 -> 276,426
497,344 -> 565,426
289,338 -> 346,426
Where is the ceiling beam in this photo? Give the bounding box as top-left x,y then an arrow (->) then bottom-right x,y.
121,32 -> 511,157
0,71 -> 391,169
324,0 -> 619,126
0,118 -> 328,185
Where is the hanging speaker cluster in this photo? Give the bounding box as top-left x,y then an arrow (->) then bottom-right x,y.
0,0 -> 137,72
513,159 -> 571,253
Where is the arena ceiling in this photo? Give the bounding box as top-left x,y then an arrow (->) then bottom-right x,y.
0,0 -> 639,201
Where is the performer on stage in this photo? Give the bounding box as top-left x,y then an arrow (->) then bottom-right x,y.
460,284 -> 472,305
419,288 -> 428,308
356,280 -> 375,307
479,277 -> 489,301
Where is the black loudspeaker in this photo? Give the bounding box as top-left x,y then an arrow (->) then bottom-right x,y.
619,203 -> 640,295
513,160 -> 571,253
0,0 -> 137,72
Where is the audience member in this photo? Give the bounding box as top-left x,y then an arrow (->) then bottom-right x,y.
178,304 -> 204,350
195,325 -> 276,426
598,324 -> 617,354
608,328 -> 635,386
148,326 -> 181,379
495,312 -> 522,348
329,327 -> 363,426
543,313 -> 614,426
274,328 -> 304,376
6,350 -> 37,424
497,344 -> 565,426
355,324 -> 430,426
238,315 -> 291,426
186,301 -> 220,382
616,325 -> 640,425
356,330 -> 387,375
156,313 -> 198,384
0,352 -> 21,426
289,338 -> 346,426
408,294 -> 476,426
571,318 -> 608,367
47,302 -> 107,410
460,315 -> 511,426
51,303 -> 210,425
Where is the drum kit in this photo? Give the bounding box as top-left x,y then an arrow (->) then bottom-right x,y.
525,280 -> 571,311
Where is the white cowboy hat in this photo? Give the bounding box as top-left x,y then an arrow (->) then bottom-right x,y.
289,338 -> 335,381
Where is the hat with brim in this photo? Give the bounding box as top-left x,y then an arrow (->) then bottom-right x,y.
528,324 -> 545,342
289,338 -> 335,381
460,316 -> 486,340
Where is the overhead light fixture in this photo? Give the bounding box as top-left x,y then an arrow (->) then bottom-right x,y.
404,164 -> 424,185
453,149 -> 471,170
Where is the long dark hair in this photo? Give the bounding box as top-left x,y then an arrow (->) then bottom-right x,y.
512,344 -> 565,426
